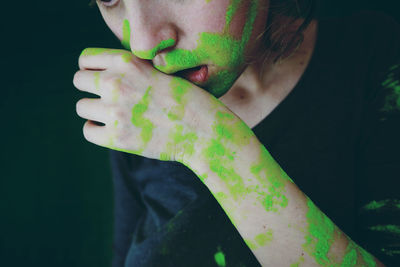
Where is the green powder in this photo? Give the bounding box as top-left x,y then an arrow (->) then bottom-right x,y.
214,248 -> 226,267
358,246 -> 377,267
244,239 -> 257,250
130,86 -> 154,153
93,72 -> 100,90
121,19 -> 131,50
162,124 -> 198,162
362,199 -> 400,211
380,64 -> 400,112
254,229 -> 273,246
134,39 -> 176,59
80,48 -> 132,62
340,240 -> 358,267
167,77 -> 192,121
368,224 -> 400,235
290,256 -> 304,267
155,0 -> 259,97
302,198 -> 335,266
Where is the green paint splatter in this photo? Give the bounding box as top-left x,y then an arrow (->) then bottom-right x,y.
250,145 -> 291,212
130,86 -> 154,154
155,0 -> 259,97
362,199 -> 400,211
114,120 -> 118,127
358,246 -> 376,267
93,72 -> 100,90
302,198 -> 335,266
380,64 -> 400,112
214,247 -> 226,267
290,256 -> 304,267
121,19 -> 131,50
134,39 -> 176,59
368,224 -> 400,235
80,48 -> 132,63
254,229 -> 273,246
340,240 -> 358,267
162,124 -> 198,162
244,239 -> 257,250
167,77 -> 192,121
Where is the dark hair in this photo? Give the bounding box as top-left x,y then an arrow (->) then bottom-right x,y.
260,0 -> 317,64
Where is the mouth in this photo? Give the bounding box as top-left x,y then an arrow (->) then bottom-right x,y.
175,65 -> 209,84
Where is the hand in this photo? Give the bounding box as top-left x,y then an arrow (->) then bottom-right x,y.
73,48 -> 231,164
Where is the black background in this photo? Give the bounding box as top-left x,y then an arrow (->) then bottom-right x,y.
1,1 -> 399,266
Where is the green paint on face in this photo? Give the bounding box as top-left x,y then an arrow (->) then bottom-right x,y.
224,0 -> 242,33
94,72 -> 100,90
155,0 -> 259,97
214,248 -> 226,267
340,240 -> 357,267
380,64 -> 400,112
121,19 -> 131,50
302,198 -> 335,266
134,39 -> 176,60
368,224 -> 400,235
254,229 -> 273,246
167,77 -> 192,121
131,86 -> 154,153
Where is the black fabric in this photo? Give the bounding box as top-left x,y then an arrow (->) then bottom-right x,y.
109,11 -> 400,267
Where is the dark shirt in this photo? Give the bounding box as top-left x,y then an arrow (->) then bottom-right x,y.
109,11 -> 400,267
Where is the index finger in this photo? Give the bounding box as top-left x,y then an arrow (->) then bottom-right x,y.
78,48 -> 133,70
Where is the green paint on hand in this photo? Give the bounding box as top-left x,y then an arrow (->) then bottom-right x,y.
131,86 -> 154,153
254,229 -> 273,246
214,247 -> 226,267
162,124 -> 198,162
121,19 -> 131,50
81,48 -> 132,62
94,72 -> 100,90
134,39 -> 176,60
302,198 -> 335,266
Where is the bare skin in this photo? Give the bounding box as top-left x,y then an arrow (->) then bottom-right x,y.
74,1 -> 386,266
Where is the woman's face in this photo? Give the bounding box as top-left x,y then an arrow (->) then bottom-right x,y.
96,0 -> 269,97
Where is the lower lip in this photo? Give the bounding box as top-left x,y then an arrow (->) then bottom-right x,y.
183,65 -> 208,83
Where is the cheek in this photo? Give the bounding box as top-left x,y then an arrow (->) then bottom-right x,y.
227,0 -> 252,39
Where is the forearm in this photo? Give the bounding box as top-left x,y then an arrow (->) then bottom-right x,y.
184,116 -> 384,266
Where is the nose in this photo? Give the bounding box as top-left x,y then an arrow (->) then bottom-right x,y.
124,5 -> 178,61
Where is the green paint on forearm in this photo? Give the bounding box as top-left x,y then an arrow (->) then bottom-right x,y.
250,145 -> 290,212
302,198 -> 335,266
167,77 -> 191,121
214,247 -> 226,267
340,240 -> 358,267
121,19 -> 131,50
134,39 -> 176,59
368,224 -> 400,235
290,256 -> 304,267
131,86 -> 154,153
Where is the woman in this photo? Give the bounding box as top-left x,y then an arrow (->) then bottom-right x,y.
73,0 -> 400,266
